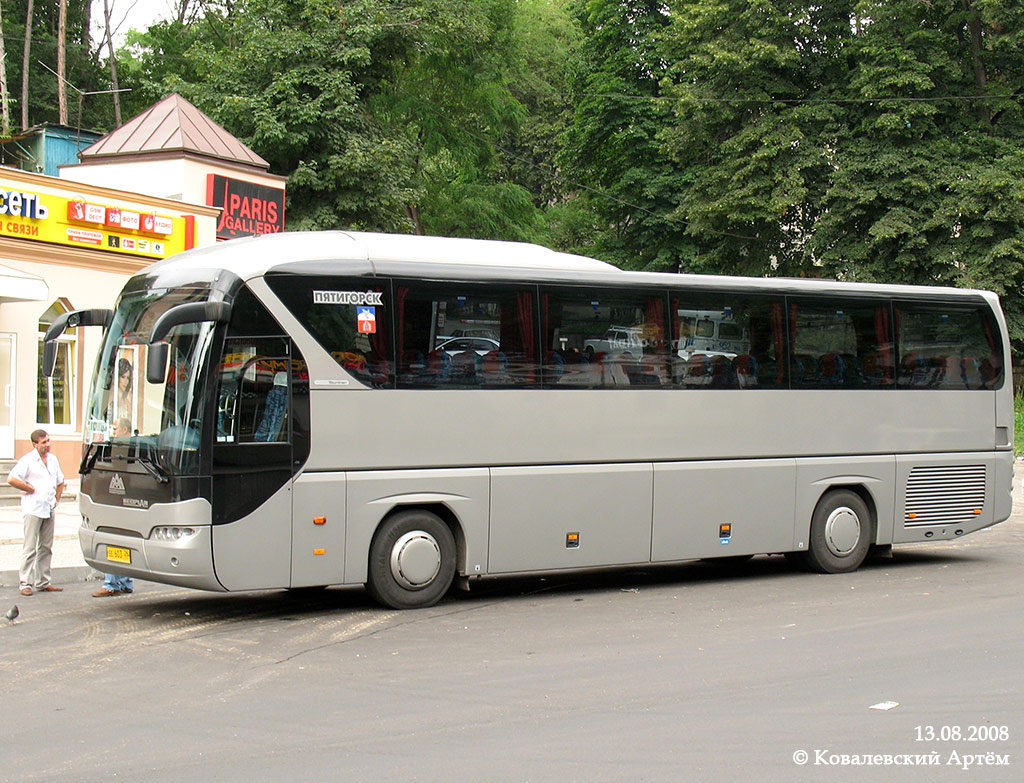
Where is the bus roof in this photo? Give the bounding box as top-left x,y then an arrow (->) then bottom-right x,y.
147,231 -> 618,277
142,230 -> 997,304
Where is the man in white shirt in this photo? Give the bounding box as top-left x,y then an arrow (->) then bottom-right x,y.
7,429 -> 66,596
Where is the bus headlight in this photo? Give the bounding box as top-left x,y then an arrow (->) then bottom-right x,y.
151,526 -> 199,542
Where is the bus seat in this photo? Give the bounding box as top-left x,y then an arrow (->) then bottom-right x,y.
623,357 -> 662,386
709,355 -> 737,388
482,350 -> 509,383
253,374 -> 288,441
734,354 -> 759,388
818,353 -> 845,386
979,357 -> 998,389
840,353 -> 861,385
453,350 -> 481,385
935,355 -> 961,388
683,354 -> 710,387
900,352 -> 927,386
862,351 -> 885,385
426,350 -> 452,383
791,353 -> 817,385
546,351 -> 566,382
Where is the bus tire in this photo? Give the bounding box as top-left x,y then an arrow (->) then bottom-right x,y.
803,489 -> 873,574
367,510 -> 456,609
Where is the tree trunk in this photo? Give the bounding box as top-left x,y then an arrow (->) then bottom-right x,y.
58,0 -> 67,125
405,203 -> 425,235
960,0 -> 991,123
0,3 -> 10,135
21,0 -> 34,130
102,0 -> 121,125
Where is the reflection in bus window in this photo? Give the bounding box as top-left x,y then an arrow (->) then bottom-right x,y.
671,295 -> 785,389
395,283 -> 537,388
542,288 -> 666,388
895,304 -> 1003,389
789,298 -> 894,389
264,276 -> 391,388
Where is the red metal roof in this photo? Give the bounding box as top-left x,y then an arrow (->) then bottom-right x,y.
79,93 -> 269,169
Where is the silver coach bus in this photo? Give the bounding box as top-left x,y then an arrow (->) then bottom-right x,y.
45,232 -> 1014,608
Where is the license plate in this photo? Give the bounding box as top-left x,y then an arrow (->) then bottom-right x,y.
106,546 -> 131,564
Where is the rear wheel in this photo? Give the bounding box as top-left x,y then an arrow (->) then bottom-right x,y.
802,489 -> 874,574
367,510 -> 456,609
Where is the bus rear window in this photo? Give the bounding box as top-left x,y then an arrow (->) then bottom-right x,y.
895,303 -> 1004,389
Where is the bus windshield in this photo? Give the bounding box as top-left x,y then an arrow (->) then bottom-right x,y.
83,282 -> 220,477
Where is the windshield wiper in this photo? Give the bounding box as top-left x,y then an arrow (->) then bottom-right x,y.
134,451 -> 170,484
79,443 -> 101,476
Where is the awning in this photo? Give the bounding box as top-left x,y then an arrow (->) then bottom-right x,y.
0,262 -> 49,302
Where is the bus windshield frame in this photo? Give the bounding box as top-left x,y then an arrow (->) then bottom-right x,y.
82,272 -> 233,478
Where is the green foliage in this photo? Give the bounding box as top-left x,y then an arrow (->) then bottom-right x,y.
13,0 -> 1024,356
1016,390 -> 1024,456
2,0 -> 112,130
559,0 -> 691,270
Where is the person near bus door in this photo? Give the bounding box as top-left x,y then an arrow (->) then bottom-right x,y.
93,417 -> 135,597
6,429 -> 65,596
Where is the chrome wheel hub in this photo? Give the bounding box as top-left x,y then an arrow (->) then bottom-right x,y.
390,531 -> 442,589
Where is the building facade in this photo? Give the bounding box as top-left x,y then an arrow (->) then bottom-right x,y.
1,93 -> 286,479
0,168 -> 219,467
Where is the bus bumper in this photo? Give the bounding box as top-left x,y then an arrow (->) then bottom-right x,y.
78,493 -> 224,591
80,525 -> 223,591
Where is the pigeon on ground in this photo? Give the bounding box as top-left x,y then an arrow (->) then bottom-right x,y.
5,605 -> 19,625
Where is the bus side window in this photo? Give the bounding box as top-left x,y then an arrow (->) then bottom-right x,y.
542,287 -> 667,388
217,338 -> 290,443
671,294 -> 785,389
395,283 -> 539,389
895,303 -> 1004,390
788,298 -> 893,389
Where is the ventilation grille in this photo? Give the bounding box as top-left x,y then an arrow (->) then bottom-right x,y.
904,465 -> 986,527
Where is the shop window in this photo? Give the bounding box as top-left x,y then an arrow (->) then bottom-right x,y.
37,300 -> 77,429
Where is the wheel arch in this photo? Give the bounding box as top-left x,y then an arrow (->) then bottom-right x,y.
374,501 -> 468,575
816,483 -> 880,543
796,466 -> 894,550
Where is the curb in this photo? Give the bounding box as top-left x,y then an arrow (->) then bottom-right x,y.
1,565 -> 102,588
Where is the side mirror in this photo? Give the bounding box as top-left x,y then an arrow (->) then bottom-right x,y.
42,339 -> 60,379
145,301 -> 231,385
147,343 -> 169,385
42,308 -> 113,377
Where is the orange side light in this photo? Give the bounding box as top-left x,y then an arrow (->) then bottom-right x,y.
907,513 -> 917,519
314,549 -> 326,556
314,516 -> 327,525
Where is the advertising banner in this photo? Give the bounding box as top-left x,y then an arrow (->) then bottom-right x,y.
0,182 -> 195,259
206,174 -> 285,240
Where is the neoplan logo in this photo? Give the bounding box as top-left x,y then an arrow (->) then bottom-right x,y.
109,474 -> 126,495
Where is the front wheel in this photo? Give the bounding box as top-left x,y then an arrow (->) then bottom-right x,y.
367,510 -> 457,609
801,489 -> 874,574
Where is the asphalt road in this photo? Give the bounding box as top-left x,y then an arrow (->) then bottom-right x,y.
2,510 -> 1022,782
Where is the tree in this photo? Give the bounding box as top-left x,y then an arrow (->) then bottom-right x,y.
658,0 -> 853,277
3,0 -> 111,132
809,0 -> 1024,340
558,0 -> 686,270
21,0 -> 34,129
0,3 -> 10,134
